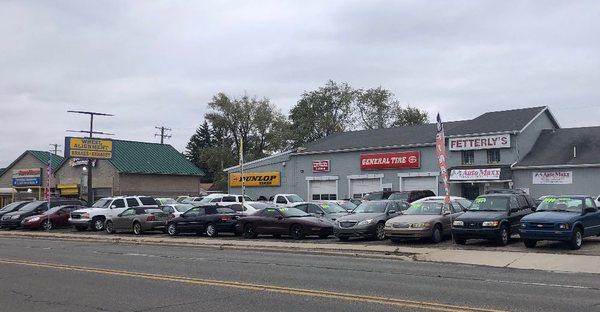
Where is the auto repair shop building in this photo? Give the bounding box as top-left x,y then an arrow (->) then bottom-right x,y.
224,106 -> 599,200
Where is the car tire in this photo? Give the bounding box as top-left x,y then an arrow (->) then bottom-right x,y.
42,220 -> 53,231
523,239 -> 537,248
243,224 -> 258,239
496,225 -> 509,246
167,223 -> 179,236
290,224 -> 305,240
431,225 -> 442,244
374,223 -> 386,241
338,236 -> 349,241
105,221 -> 115,234
75,226 -> 87,231
92,217 -> 105,231
570,227 -> 583,250
133,222 -> 143,235
205,223 -> 218,238
453,236 -> 466,245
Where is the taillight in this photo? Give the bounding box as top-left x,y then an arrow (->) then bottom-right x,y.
220,215 -> 232,221
146,215 -> 156,221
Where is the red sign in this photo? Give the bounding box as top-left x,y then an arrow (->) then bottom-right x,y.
360,151 -> 420,170
312,160 -> 330,173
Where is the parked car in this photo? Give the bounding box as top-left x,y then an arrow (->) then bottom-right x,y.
105,207 -> 169,235
271,194 -> 304,206
333,200 -> 409,241
520,195 -> 600,250
451,193 -> 535,246
155,198 -> 177,205
385,197 -> 469,243
197,194 -> 253,205
290,201 -> 349,222
21,205 -> 83,230
343,198 -> 363,207
595,195 -> 600,207
161,203 -> 194,218
176,196 -> 192,203
166,206 -> 240,237
69,196 -> 158,231
236,207 -> 333,240
329,200 -> 358,212
0,201 -> 31,220
363,190 -> 435,203
226,201 -> 275,215
535,195 -> 555,207
1,199 -> 85,230
181,196 -> 205,203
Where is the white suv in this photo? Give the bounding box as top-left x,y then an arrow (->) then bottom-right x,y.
69,196 -> 158,231
197,194 -> 252,205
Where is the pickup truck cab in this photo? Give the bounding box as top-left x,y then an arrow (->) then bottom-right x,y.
451,193 -> 534,246
520,195 -> 600,249
272,194 -> 304,207
69,196 -> 158,231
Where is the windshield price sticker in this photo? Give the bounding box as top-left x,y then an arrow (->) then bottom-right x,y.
412,203 -> 423,208
475,198 -> 487,203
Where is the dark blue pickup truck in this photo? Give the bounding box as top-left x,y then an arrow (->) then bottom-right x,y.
519,195 -> 600,249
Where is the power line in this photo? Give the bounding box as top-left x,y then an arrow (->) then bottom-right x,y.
154,126 -> 172,144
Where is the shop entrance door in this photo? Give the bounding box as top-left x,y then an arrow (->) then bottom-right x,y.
462,184 -> 480,200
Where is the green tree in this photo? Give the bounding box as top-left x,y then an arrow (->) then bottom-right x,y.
392,105 -> 429,127
185,121 -> 214,182
355,87 -> 399,129
289,80 -> 356,147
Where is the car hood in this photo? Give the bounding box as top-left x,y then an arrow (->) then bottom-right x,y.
522,211 -> 580,223
456,211 -> 507,221
336,213 -> 386,222
291,216 -> 331,226
324,213 -> 349,221
387,214 -> 442,224
2,211 -> 29,218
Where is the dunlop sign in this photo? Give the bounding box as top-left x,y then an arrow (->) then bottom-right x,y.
65,137 -> 113,159
229,171 -> 281,187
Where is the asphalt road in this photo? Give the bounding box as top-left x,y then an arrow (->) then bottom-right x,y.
1,237 -> 600,312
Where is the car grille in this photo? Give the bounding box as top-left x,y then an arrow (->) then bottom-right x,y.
393,223 -> 409,228
465,222 -> 482,229
527,222 -> 554,230
339,221 -> 357,228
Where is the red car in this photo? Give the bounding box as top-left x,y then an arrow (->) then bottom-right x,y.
21,205 -> 83,230
236,207 -> 333,239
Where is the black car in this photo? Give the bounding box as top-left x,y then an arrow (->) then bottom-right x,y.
333,200 -> 410,241
451,193 -> 534,246
364,190 -> 435,203
0,201 -> 31,220
166,206 -> 239,237
0,199 -> 85,229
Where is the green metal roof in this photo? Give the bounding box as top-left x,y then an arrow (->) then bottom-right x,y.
28,150 -> 66,168
109,140 -> 204,176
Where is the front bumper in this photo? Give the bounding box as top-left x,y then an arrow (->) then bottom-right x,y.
451,227 -> 501,239
0,219 -> 22,229
21,219 -> 43,229
334,223 -> 377,237
519,229 -> 571,241
142,221 -> 167,231
385,227 -> 433,239
69,218 -> 92,227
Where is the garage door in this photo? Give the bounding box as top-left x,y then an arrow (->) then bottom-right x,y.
401,176 -> 437,194
309,180 -> 337,201
350,178 -> 381,199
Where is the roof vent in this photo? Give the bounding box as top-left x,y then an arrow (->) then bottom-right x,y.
573,146 -> 577,158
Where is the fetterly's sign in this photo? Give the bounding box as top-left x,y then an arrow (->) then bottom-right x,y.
449,134 -> 510,151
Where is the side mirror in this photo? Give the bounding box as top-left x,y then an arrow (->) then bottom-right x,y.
388,210 -> 396,214
531,206 -> 537,212
110,205 -> 117,209
509,208 -> 519,213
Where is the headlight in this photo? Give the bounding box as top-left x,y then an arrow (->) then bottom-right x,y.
29,216 -> 40,222
482,221 -> 499,227
11,215 -> 21,220
520,223 -> 527,228
410,222 -> 430,228
385,221 -> 393,227
357,219 -> 373,226
558,223 -> 570,230
452,220 -> 464,227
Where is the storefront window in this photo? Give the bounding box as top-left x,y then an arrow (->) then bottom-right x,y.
487,149 -> 501,164
462,150 -> 475,165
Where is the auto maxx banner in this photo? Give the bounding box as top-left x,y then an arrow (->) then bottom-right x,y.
12,168 -> 42,187
229,171 -> 281,187
65,137 -> 113,159
360,151 -> 420,170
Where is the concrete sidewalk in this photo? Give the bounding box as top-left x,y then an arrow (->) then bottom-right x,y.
2,231 -> 600,275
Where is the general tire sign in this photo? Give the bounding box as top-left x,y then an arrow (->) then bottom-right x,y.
312,160 -> 330,173
229,171 -> 281,187
360,151 -> 420,170
449,134 -> 510,151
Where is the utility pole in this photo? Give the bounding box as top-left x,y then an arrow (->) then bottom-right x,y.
49,144 -> 62,155
154,126 -> 172,144
67,110 -> 114,206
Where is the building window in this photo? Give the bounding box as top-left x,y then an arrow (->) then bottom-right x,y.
462,150 -> 475,165
312,194 -> 337,200
487,149 -> 501,164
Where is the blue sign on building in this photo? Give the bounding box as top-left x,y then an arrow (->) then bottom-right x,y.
12,177 -> 42,187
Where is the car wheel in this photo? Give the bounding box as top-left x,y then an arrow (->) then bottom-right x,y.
570,227 -> 583,250
338,236 -> 349,241
133,222 -> 143,235
167,223 -> 179,236
92,218 -> 105,231
205,223 -> 218,238
431,225 -> 442,244
105,221 -> 115,234
42,220 -> 53,231
374,223 -> 386,241
290,224 -> 305,240
523,239 -> 537,248
75,226 -> 87,231
453,236 -> 466,245
496,225 -> 509,246
243,224 -> 257,239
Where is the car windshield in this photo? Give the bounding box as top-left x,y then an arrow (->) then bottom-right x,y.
159,198 -> 177,205
174,204 -> 193,212
92,199 -> 111,208
353,201 -> 388,213
144,209 -> 164,214
279,208 -> 310,217
536,197 -> 583,213
319,202 -> 347,214
247,202 -> 272,210
0,202 -> 24,213
285,195 -> 304,203
468,197 -> 508,211
43,206 -> 64,215
404,202 -> 444,215
364,193 -> 384,200
337,201 -> 357,211
198,196 -> 221,204
216,207 -> 235,214
388,193 -> 409,201
17,202 -> 44,212
243,196 -> 253,201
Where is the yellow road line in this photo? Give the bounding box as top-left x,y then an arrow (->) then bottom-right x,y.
0,257 -> 506,312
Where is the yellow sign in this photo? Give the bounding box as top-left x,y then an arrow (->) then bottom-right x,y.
229,171 -> 281,187
66,137 -> 113,159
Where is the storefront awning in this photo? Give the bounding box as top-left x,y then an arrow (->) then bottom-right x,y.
449,179 -> 512,184
58,184 -> 79,196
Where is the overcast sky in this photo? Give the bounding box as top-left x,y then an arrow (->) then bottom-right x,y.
1,1 -> 599,167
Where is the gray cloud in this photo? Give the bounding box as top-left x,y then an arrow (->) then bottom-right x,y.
1,1 -> 599,167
